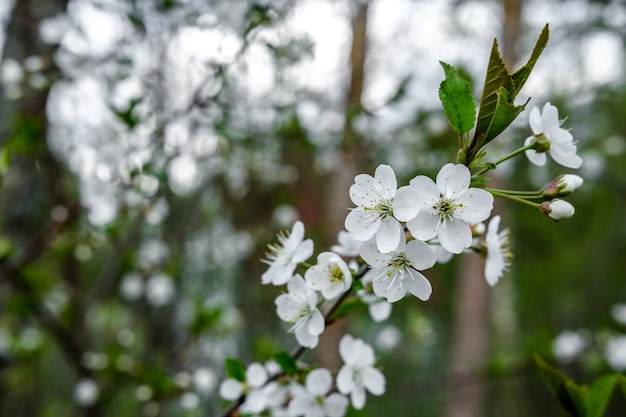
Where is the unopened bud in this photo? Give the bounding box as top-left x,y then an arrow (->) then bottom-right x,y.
541,199 -> 575,221
542,174 -> 583,197
558,174 -> 583,193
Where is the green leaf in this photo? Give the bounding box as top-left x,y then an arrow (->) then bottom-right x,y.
512,24 -> 550,95
468,40 -> 513,161
272,351 -> 298,375
534,354 -> 580,416
481,87 -> 527,144
225,358 -> 247,382
585,375 -> 617,417
438,62 -> 476,135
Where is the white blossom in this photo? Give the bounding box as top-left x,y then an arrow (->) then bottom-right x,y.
275,274 -> 325,348
402,163 -> 494,254
219,362 -> 283,415
484,215 -> 511,286
262,221 -> 314,286
605,335 -> 626,371
305,252 -> 352,300
74,378 -> 99,406
331,230 -> 362,257
553,330 -> 586,364
145,273 -> 175,307
359,234 -> 436,303
524,103 -> 583,169
345,164 -> 404,253
337,335 -> 385,409
288,369 -> 348,417
358,270 -> 392,322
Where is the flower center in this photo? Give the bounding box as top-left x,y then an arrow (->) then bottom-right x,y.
365,199 -> 393,221
434,197 -> 459,221
331,266 -> 345,283
388,253 -> 411,277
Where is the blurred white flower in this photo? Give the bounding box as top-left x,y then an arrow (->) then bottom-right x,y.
74,378 -> 99,406
219,363 -> 285,414
193,367 -> 217,395
358,270 -> 392,322
331,230 -> 362,257
288,368 -> 348,417
262,221 -> 313,286
553,330 -> 586,363
145,273 -> 175,307
120,272 -> 143,301
605,336 -> 626,371
275,274 -> 324,348
484,215 -> 511,287
337,335 -> 386,409
611,303 -> 626,326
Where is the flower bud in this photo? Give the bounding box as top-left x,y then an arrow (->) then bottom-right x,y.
541,199 -> 575,221
558,174 -> 583,193
542,174 -> 583,197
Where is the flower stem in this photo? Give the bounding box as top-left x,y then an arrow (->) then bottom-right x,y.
486,188 -> 541,208
474,144 -> 535,177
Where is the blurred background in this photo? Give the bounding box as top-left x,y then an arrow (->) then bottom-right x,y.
0,0 -> 625,416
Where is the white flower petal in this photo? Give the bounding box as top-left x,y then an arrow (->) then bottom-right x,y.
345,209 -> 378,241
368,300 -> 392,322
410,175 -> 439,207
351,387 -> 366,410
528,106 -> 542,134
295,326 -> 319,348
350,174 -> 378,207
438,219 -> 472,254
406,211 -> 439,242
551,145 -> 583,169
324,393 -> 349,417
456,188 -> 493,223
403,269 -> 432,301
219,379 -> 242,400
405,240 -> 436,271
275,294 -> 300,322
292,239 -> 314,264
375,218 -> 403,253
362,367 -> 386,396
306,369 -> 332,396
436,163 -> 470,199
246,363 -> 268,387
374,164 -> 397,197
359,239 -> 391,268
288,394 -> 313,416
336,365 -> 355,395
307,309 -> 325,336
392,186 -> 420,222
372,273 -> 406,303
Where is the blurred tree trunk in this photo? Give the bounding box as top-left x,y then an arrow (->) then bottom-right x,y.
444,1 -> 522,416
0,1 -> 97,416
317,3 -> 368,370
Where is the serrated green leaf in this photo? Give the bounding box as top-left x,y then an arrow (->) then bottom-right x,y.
585,374 -> 617,417
438,61 -> 476,135
512,24 -> 549,95
468,40 -> 513,161
272,350 -> 297,375
225,358 -> 247,382
481,87 -> 526,144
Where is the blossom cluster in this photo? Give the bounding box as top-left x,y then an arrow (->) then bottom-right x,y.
218,100 -> 584,417
218,334 -> 384,416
